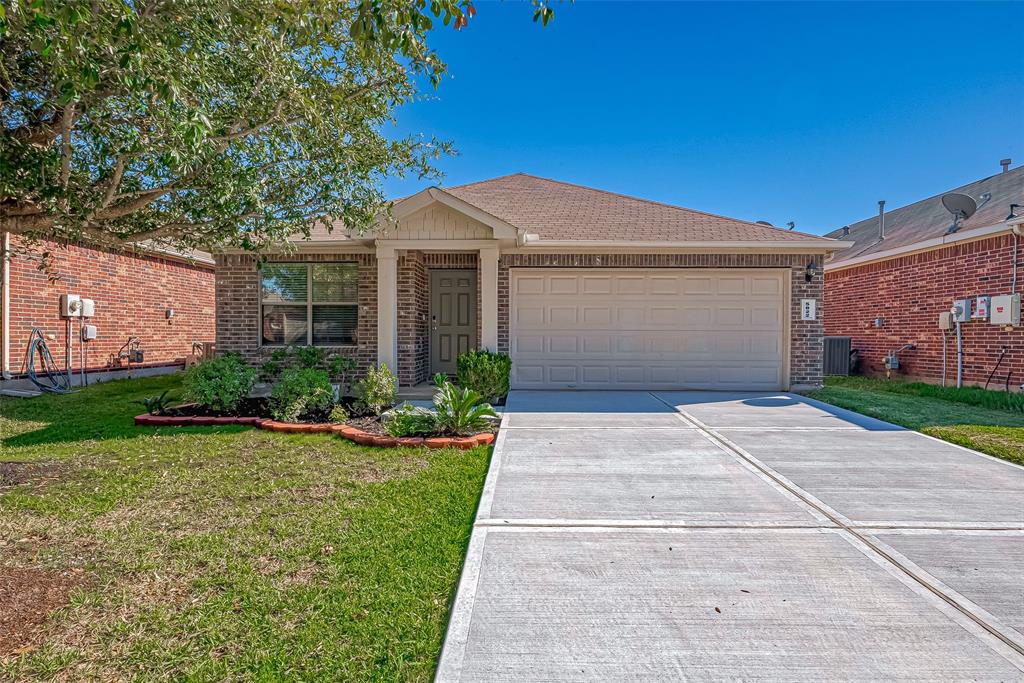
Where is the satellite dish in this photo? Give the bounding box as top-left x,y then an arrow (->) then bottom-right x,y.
942,192 -> 977,234
941,193 -> 977,220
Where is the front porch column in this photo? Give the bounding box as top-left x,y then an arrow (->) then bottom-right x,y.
479,246 -> 499,352
376,244 -> 398,378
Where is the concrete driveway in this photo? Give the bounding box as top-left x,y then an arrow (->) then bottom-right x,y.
437,391 -> 1024,681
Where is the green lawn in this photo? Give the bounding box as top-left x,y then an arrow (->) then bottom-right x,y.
0,375 -> 489,681
806,377 -> 1024,466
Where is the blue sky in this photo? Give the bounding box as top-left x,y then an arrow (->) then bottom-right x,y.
381,1 -> 1023,235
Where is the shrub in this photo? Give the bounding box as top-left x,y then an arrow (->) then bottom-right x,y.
329,354 -> 358,392
354,363 -> 397,416
182,354 -> 257,414
432,373 -> 498,436
270,368 -> 334,422
295,345 -> 325,369
383,404 -> 437,437
260,348 -> 292,380
329,404 -> 350,424
456,350 -> 512,404
138,389 -> 175,416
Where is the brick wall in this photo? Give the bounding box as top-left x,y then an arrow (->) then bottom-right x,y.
497,252 -> 825,389
215,249 -> 826,389
397,251 -> 428,385
214,252 -> 378,374
825,233 -> 1024,388
4,236 -> 214,376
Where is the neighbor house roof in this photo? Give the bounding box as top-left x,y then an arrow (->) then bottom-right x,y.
297,173 -> 843,248
825,165 -> 1023,266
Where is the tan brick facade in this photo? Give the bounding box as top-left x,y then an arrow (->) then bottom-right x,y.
215,252 -> 377,373
216,249 -> 825,389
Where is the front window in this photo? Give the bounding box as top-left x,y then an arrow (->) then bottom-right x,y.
261,262 -> 358,346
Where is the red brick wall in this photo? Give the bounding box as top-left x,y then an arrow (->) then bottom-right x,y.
824,233 -> 1024,389
5,236 -> 215,375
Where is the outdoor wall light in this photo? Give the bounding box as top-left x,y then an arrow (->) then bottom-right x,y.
804,261 -> 819,282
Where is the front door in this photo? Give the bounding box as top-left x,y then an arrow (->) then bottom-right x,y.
430,269 -> 477,376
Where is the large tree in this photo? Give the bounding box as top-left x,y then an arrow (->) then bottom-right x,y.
0,0 -> 555,253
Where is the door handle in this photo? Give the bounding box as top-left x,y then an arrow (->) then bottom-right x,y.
431,315 -> 438,332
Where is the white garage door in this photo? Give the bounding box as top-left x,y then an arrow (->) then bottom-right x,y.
510,269 -> 786,390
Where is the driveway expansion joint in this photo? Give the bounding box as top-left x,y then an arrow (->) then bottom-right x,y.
647,391 -> 1024,661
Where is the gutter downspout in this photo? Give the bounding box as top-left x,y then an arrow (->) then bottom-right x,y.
1,232 -> 10,380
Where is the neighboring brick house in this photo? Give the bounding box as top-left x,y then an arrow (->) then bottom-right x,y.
216,174 -> 847,391
0,234 -> 215,384
823,163 -> 1024,389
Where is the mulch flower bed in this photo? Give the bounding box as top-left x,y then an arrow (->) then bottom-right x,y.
133,413 -> 496,450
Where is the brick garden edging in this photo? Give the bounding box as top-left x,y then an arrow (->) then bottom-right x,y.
133,414 -> 496,450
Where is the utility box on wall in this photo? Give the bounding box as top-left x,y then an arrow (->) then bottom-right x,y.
951,299 -> 972,323
990,294 -> 1021,326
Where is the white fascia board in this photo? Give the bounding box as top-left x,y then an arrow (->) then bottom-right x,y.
215,241 -> 374,255
824,222 -> 1013,272
514,239 -> 851,252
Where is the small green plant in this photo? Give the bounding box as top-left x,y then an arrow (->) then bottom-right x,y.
295,345 -> 326,369
138,389 -> 176,416
456,350 -> 512,404
182,354 -> 257,414
353,363 -> 397,416
329,404 -> 350,424
329,354 -> 358,392
270,367 -> 334,422
432,373 -> 498,436
384,404 -> 437,437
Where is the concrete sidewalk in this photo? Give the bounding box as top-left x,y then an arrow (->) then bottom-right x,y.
437,391 -> 1024,681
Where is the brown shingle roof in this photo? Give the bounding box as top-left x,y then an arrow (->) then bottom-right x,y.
291,173 -> 842,246
825,165 -> 1024,264
442,173 -> 829,242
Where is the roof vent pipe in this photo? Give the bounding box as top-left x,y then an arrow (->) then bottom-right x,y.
841,226 -> 850,238
878,200 -> 886,241
1000,158 -> 1012,173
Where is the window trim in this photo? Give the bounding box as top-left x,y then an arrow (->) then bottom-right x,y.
260,262 -> 359,347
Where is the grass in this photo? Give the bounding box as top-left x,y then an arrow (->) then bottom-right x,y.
806,376 -> 1024,466
0,374 -> 489,681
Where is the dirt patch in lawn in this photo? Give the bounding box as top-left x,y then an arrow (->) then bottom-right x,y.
0,567 -> 83,657
0,461 -> 65,491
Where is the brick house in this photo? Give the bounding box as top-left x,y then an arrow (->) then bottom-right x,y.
0,233 -> 215,385
216,174 -> 847,391
823,163 -> 1023,389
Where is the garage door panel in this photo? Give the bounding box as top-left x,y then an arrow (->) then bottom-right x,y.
511,269 -> 785,390
752,277 -> 782,296
582,307 -> 612,325
516,275 -> 546,295
615,276 -> 646,295
717,277 -> 747,295
581,275 -> 612,294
